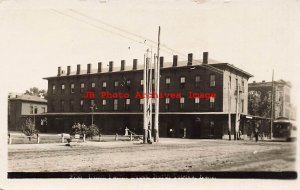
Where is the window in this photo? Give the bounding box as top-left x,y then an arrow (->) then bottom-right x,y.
102,81 -> 107,90
126,80 -> 131,91
52,85 -> 56,94
125,98 -> 130,110
34,107 -> 38,114
195,76 -> 200,87
30,106 -> 33,114
165,98 -> 170,111
165,77 -> 170,89
91,99 -> 95,106
139,99 -> 144,111
61,84 -> 65,94
210,97 -> 215,110
61,100 -> 65,112
180,97 -> 185,110
229,76 -> 231,88
210,75 -> 216,87
80,83 -> 85,93
92,82 -> 95,88
241,99 -> 244,113
195,97 -> 200,110
70,100 -> 74,112
114,99 -> 118,110
70,83 -> 75,93
140,79 -> 143,90
102,99 -> 107,110
114,81 -> 118,91
80,99 -> 84,110
42,107 -> 46,113
180,76 -> 186,88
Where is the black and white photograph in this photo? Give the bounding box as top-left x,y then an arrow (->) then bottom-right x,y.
0,0 -> 299,189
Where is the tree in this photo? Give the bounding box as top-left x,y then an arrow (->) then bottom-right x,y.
22,117 -> 38,141
24,87 -> 48,99
248,90 -> 272,117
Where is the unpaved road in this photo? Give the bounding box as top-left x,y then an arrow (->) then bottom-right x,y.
8,139 -> 296,172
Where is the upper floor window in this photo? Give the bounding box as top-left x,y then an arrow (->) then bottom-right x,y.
241,99 -> 244,113
102,81 -> 107,90
195,97 -> 200,110
126,79 -> 131,91
80,83 -> 85,93
139,99 -> 144,111
30,106 -> 33,114
70,83 -> 75,93
42,107 -> 46,113
102,99 -> 107,110
165,77 -> 171,89
125,98 -> 130,110
61,84 -> 65,94
180,97 -> 185,110
34,107 -> 38,114
210,75 -> 216,87
70,100 -> 74,112
91,99 -> 95,106
114,99 -> 118,111
210,97 -> 215,111
61,100 -> 65,112
165,98 -> 170,111
195,76 -> 200,88
91,82 -> 95,88
180,76 -> 186,88
52,85 -> 56,94
114,81 -> 118,91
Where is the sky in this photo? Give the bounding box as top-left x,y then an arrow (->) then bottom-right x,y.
1,0 -> 300,104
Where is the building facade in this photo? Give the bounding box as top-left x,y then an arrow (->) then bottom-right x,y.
248,80 -> 296,120
44,52 -> 253,139
8,93 -> 47,131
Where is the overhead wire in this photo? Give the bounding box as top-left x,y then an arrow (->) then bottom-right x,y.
51,9 -> 223,74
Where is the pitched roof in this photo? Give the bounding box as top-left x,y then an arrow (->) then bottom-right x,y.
8,94 -> 47,103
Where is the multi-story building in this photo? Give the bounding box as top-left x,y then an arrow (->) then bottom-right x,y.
44,52 -> 253,139
248,79 -> 296,120
8,93 -> 47,131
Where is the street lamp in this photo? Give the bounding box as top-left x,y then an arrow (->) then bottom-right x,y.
90,104 -> 98,125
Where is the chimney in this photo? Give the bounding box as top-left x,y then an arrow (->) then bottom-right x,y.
133,59 -> 137,70
98,62 -> 102,73
76,64 -> 81,75
203,52 -> 208,64
109,61 -> 113,72
173,55 -> 178,67
262,80 -> 265,83
87,63 -> 91,74
67,66 -> 71,75
57,67 -> 61,76
188,53 -> 193,65
160,56 -> 164,68
121,60 -> 125,71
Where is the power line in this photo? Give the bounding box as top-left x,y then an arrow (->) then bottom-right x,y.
51,9 -> 223,74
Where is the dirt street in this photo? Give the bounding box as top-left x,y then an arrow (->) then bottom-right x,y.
8,138 -> 296,172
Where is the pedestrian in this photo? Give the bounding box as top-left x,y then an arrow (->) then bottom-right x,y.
255,127 -> 259,142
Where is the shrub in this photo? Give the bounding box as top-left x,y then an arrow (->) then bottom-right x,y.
85,124 -> 100,139
70,123 -> 100,139
22,117 -> 38,141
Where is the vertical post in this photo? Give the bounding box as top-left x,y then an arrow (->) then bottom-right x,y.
115,133 -> 118,141
130,133 -> 133,141
154,26 -> 160,142
143,53 -> 148,144
37,133 -> 40,144
99,134 -> 102,142
8,133 -> 12,144
235,82 -> 240,140
270,70 -> 274,139
61,134 -> 64,143
228,81 -> 231,140
83,134 -> 86,142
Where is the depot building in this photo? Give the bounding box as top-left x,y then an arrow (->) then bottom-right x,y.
42,52 -> 253,139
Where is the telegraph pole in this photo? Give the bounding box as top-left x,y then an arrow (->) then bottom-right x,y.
270,69 -> 274,139
235,82 -> 240,140
143,53 -> 148,143
228,81 -> 231,140
154,26 -> 160,142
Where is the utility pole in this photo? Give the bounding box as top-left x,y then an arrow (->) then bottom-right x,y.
154,26 -> 160,142
235,81 -> 240,140
228,80 -> 231,140
270,69 -> 274,139
143,53 -> 148,143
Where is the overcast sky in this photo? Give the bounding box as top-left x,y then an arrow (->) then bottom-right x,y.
1,0 -> 300,104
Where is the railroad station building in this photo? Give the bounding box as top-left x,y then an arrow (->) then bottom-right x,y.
43,52 -> 253,139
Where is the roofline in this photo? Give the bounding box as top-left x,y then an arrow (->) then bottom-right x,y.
210,63 -> 253,78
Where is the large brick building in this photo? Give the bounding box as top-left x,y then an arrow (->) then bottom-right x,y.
43,52 -> 253,139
